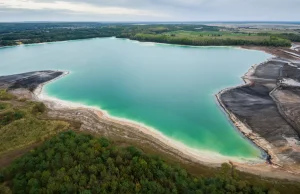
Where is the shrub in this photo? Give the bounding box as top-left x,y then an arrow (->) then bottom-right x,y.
0,90 -> 15,101
32,102 -> 46,114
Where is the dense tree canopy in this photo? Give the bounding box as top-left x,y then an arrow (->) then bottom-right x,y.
0,131 -> 279,194
128,33 -> 291,47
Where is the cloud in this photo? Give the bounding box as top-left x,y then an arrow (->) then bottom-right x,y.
0,0 -> 166,16
0,0 -> 299,21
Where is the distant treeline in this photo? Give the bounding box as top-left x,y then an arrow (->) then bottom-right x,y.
122,33 -> 291,47
258,33 -> 300,42
0,28 -> 115,46
0,131 -> 279,194
278,33 -> 300,42
0,23 -> 296,47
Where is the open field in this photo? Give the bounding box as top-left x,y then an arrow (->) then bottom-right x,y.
0,89 -> 70,157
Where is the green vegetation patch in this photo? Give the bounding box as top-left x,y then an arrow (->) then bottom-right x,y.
0,110 -> 24,126
0,90 -> 15,101
165,30 -> 270,41
0,131 -> 281,194
0,97 -> 70,157
31,102 -> 46,115
0,102 -> 10,111
131,32 -> 291,47
0,117 -> 69,156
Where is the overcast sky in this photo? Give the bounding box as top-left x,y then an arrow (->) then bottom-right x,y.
0,0 -> 299,22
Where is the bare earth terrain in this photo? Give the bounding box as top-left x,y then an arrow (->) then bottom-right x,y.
218,45 -> 300,177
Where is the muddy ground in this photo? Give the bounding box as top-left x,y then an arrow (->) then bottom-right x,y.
0,70 -> 64,91
220,48 -> 300,171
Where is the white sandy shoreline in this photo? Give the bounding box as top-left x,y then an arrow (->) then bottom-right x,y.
33,71 -> 265,165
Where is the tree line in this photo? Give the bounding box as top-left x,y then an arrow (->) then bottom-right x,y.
0,23 -> 295,47
127,33 -> 291,47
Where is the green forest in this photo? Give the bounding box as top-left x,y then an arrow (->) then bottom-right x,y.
128,33 -> 291,47
0,131 -> 281,194
0,23 -> 299,47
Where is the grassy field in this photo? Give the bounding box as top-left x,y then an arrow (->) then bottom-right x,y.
0,90 -> 15,101
0,90 -> 70,157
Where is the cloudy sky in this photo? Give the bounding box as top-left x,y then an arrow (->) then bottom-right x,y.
0,0 -> 299,22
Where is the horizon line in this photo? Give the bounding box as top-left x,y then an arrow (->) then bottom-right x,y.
0,20 -> 300,23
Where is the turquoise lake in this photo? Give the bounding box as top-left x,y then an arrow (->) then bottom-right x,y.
0,38 -> 271,158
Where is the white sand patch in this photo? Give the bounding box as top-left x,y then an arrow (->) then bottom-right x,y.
281,78 -> 300,87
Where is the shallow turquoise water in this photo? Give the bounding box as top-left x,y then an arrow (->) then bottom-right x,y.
0,38 -> 271,158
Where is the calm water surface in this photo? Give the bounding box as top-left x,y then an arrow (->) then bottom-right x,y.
0,38 -> 271,158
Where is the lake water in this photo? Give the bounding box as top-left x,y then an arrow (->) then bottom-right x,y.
0,38 -> 271,159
